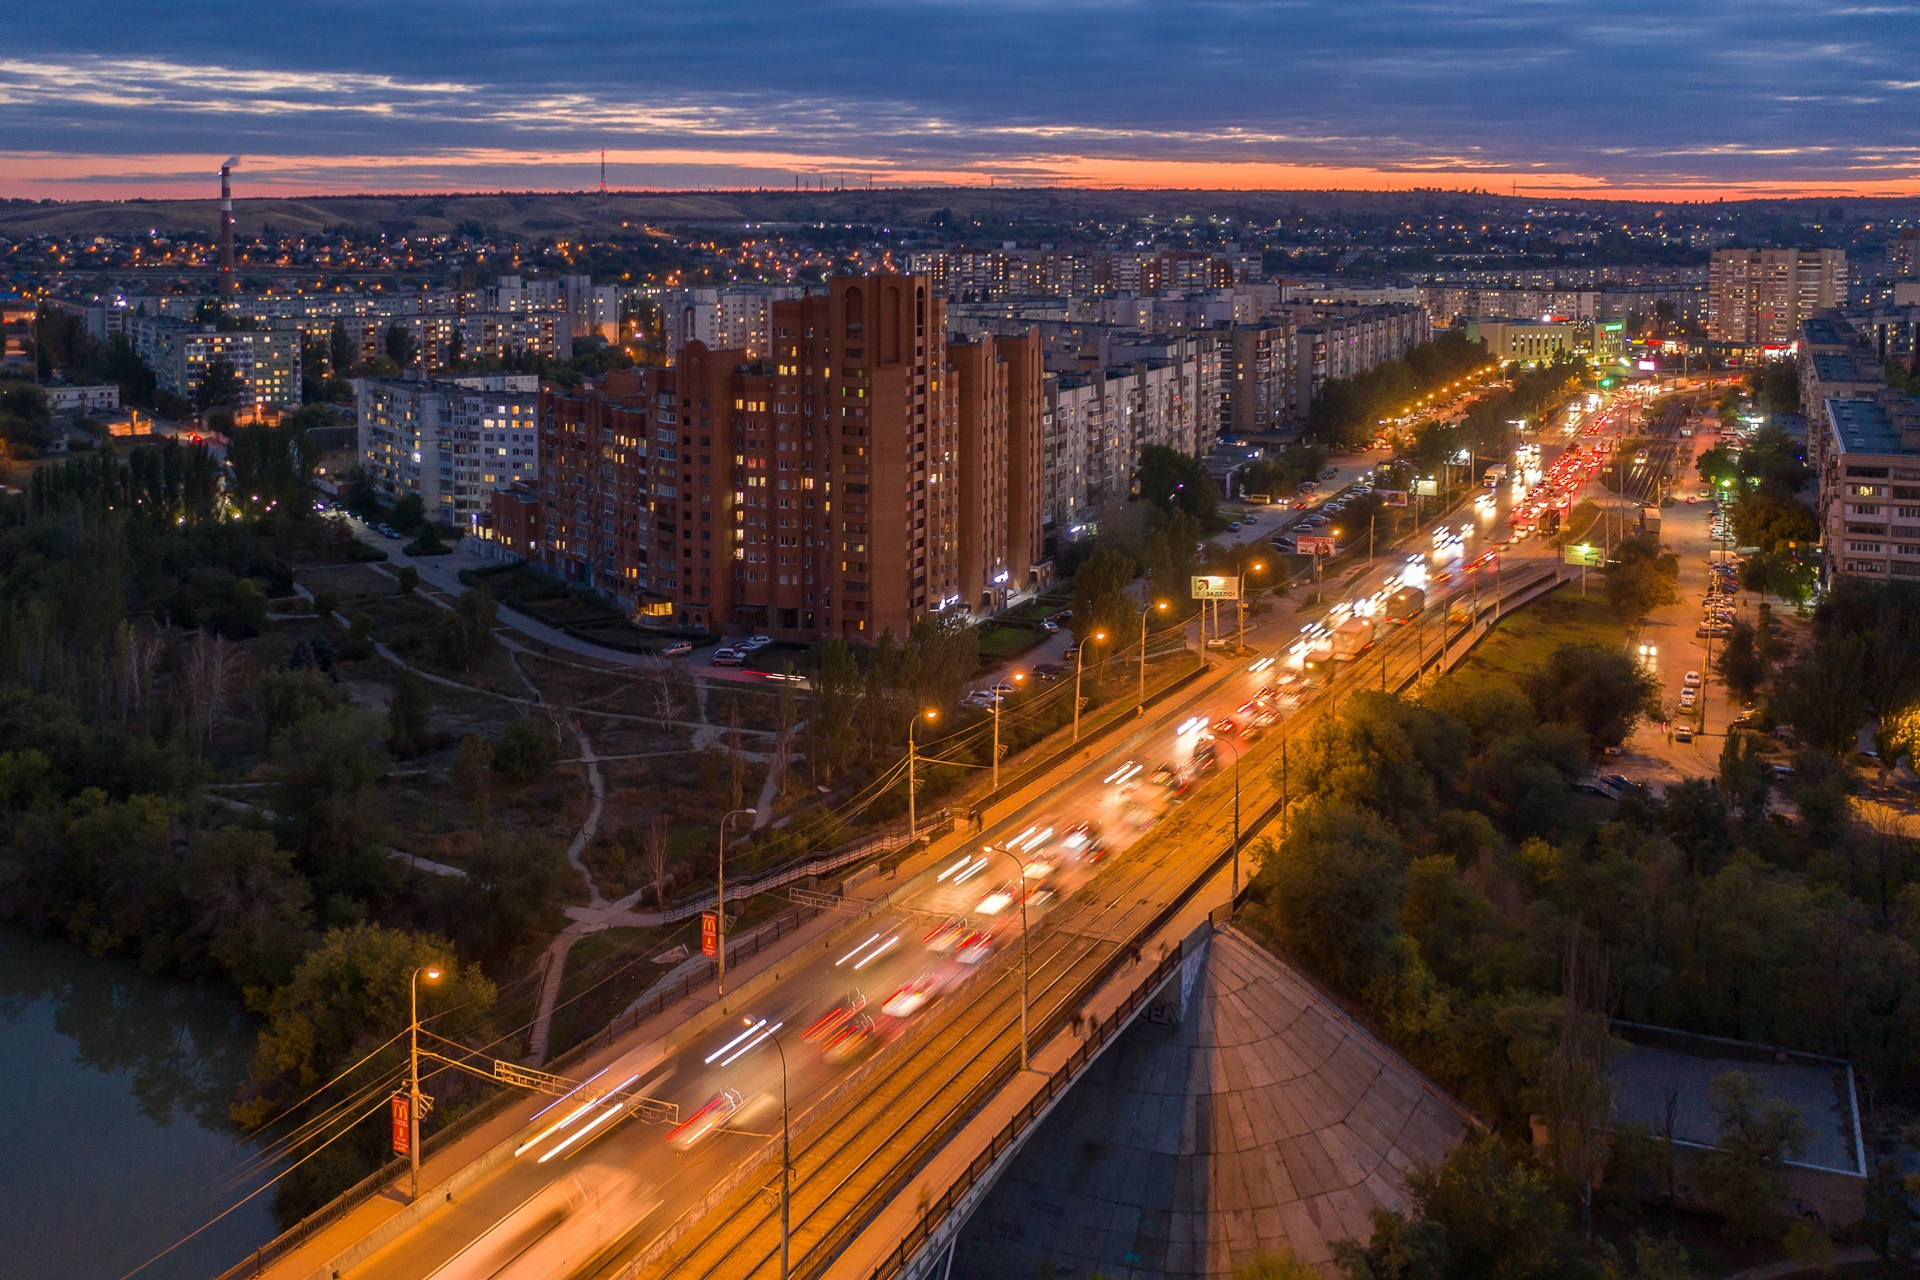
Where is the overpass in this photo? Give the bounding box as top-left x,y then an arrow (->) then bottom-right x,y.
223,517 -> 1575,1280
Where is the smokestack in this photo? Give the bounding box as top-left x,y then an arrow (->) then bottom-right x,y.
219,157 -> 239,295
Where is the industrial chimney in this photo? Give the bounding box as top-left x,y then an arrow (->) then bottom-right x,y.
218,156 -> 239,295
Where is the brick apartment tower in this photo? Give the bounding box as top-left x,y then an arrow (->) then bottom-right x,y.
516,275 -> 1041,642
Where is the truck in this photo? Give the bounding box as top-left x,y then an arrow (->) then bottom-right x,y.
1482,463 -> 1508,486
1383,586 -> 1426,623
1331,617 -> 1376,661
1641,505 -> 1661,534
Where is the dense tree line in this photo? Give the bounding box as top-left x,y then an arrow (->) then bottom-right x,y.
1307,330 -> 1493,448
1243,618 -> 1920,1273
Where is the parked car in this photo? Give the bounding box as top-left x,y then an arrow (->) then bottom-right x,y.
1240,513 -> 1258,525
1040,619 -> 1058,632
1683,670 -> 1701,687
661,642 -> 693,658
711,648 -> 744,666
1227,521 -> 1241,532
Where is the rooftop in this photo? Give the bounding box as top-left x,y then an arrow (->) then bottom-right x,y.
1827,397 -> 1909,456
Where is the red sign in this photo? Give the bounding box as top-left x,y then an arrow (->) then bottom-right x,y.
701,911 -> 718,958
390,1094 -> 410,1155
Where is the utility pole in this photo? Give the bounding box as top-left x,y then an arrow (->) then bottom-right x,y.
408,965 -> 441,1202
716,808 -> 755,996
992,846 -> 1032,1069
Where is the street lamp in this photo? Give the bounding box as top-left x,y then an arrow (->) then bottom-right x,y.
1072,631 -> 1107,743
715,807 -> 757,997
408,964 -> 442,1201
992,674 -> 1025,792
907,708 -> 938,838
986,843 -> 1032,1070
1137,600 -> 1168,714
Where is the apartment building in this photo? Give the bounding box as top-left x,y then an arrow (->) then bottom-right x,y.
506,275 -> 1041,639
1709,248 -> 1846,347
907,246 -> 1256,302
660,285 -> 803,362
1289,303 -> 1433,410
1221,322 -> 1296,438
355,373 -> 539,522
129,316 -> 301,408
1818,394 -> 1920,582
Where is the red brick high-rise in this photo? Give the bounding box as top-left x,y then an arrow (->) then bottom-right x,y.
508,275 -> 1054,642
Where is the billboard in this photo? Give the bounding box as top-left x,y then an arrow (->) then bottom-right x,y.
391,1094 -> 410,1155
1563,543 -> 1605,567
1190,575 -> 1240,600
701,911 -> 719,957
1377,489 -> 1409,506
1414,478 -> 1439,497
1295,535 -> 1338,556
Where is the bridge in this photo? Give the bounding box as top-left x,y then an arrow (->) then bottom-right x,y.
220,553 -> 1569,1280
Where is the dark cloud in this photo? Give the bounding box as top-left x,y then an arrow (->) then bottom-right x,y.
7,0 -> 1919,192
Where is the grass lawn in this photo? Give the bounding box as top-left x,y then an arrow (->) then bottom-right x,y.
977,620 -> 1049,665
1454,584 -> 1631,683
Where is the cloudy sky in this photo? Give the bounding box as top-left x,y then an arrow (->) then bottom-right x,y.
5,0 -> 1919,200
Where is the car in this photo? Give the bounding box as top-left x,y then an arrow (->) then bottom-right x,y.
1683,670 -> 1701,687
1241,513 -> 1258,525
737,635 -> 773,652
1212,717 -> 1238,736
1292,499 -> 1310,510
804,991 -> 870,1042
667,1089 -> 744,1150
963,690 -> 1002,708
1675,725 -> 1693,743
923,920 -> 966,954
1041,619 -> 1059,633
378,523 -> 401,539
1772,762 -> 1795,779
1306,514 -> 1330,528
1062,644 -> 1081,659
974,880 -> 1022,915
1048,610 -> 1073,624
711,648 -> 744,666
821,1014 -> 880,1064
660,641 -> 693,658
1032,662 -> 1064,677
955,930 -> 995,965
1321,468 -> 1337,479
881,971 -> 947,1018
1227,521 -> 1242,532
1678,689 -> 1697,709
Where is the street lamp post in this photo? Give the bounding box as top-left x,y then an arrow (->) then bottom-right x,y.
989,844 -> 1031,1070
716,806 -> 756,997
1137,601 -> 1167,714
1072,632 -> 1106,743
908,708 -> 938,838
992,676 -> 1025,792
739,1018 -> 792,1280
408,964 -> 442,1202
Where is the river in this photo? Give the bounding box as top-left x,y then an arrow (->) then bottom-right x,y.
0,926 -> 280,1280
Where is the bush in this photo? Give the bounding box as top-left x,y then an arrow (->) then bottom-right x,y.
492,716 -> 558,781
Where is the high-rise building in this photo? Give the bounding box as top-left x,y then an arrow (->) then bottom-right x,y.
1709,248 -> 1846,347
355,374 -> 539,522
509,275 -> 1045,639
130,316 -> 301,409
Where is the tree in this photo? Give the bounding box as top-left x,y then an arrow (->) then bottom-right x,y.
327,320 -> 357,376
1248,798 -> 1405,997
383,323 -> 418,368
1713,619 -> 1766,703
239,923 -> 493,1109
1136,445 -> 1218,523
1523,643 -> 1659,751
1336,1135 -> 1566,1280
0,381 -> 54,450
392,493 -> 426,533
184,825 -> 313,988
1772,632 -> 1870,755
1234,1249 -> 1320,1280
444,326 -> 465,368
395,565 -> 420,594
806,639 -> 862,784
492,716 -> 557,781
452,735 -> 492,826
1730,494 -> 1818,554
252,667 -> 344,748
434,589 -> 498,671
1604,533 -> 1679,622
1069,543 -> 1137,644
195,358 -> 245,411
270,710 -> 395,912
1695,1071 -> 1809,1244
433,832 -> 568,968
386,668 -> 431,758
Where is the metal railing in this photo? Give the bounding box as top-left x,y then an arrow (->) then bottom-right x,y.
865,945 -> 1185,1280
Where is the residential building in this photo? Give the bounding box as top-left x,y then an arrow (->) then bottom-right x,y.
516,275 -> 1041,639
130,316 -> 301,408
43,384 -> 121,415
1888,229 -> 1919,280
1221,321 -> 1296,438
661,285 -> 804,362
355,373 -> 539,522
1709,248 -> 1846,347
1816,393 -> 1920,582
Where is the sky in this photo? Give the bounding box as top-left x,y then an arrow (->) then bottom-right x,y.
5,0 -> 1920,201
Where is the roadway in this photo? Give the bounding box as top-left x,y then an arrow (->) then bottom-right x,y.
334,417 -> 1592,1280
